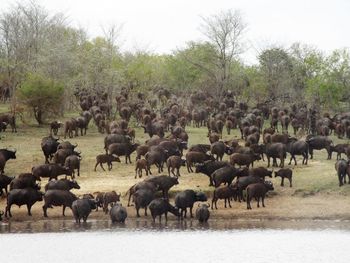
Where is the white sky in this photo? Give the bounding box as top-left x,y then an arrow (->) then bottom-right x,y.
1,0 -> 349,64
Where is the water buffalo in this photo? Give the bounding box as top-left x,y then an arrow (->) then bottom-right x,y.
210,141 -> 233,161
286,138 -> 309,165
0,113 -> 16,132
5,188 -> 43,217
145,175 -> 179,199
148,198 -> 180,222
246,181 -> 274,210
249,167 -> 273,180
108,142 -> 140,164
103,191 -> 121,213
133,188 -> 155,217
335,159 -> 350,186
174,190 -> 207,218
211,165 -> 240,187
126,181 -> 158,207
104,134 -> 131,153
41,136 -> 59,163
0,174 -> 14,195
265,143 -> 287,168
42,190 -> 78,217
135,159 -> 150,178
211,185 -> 237,209
64,155 -> 81,178
166,156 -> 186,177
195,160 -> 229,186
0,149 -> 16,174
195,203 -> 210,222
274,168 -> 293,187
94,154 -> 121,171
233,175 -> 264,202
110,203 -> 127,223
32,164 -> 72,181
9,173 -> 40,190
44,179 -> 80,191
229,153 -> 261,168
72,198 -> 97,223
306,135 -> 333,159
186,151 -> 215,173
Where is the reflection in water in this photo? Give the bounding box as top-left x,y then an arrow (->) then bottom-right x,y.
1,218 -> 350,233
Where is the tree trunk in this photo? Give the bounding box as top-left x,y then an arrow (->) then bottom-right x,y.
34,107 -> 43,125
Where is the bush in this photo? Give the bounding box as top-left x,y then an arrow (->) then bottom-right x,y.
18,73 -> 64,124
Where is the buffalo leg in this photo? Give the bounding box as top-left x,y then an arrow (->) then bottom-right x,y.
289,177 -> 292,187
62,206 -> 66,216
27,204 -> 32,216
135,168 -> 138,179
145,207 -> 147,216
262,196 -> 265,207
136,206 -> 140,217
257,197 -> 260,208
5,204 -> 11,217
43,205 -> 48,217
167,166 -> 171,176
281,177 -> 284,187
228,199 -> 232,208
99,163 -> 106,171
190,206 -> 193,218
224,198 -> 227,208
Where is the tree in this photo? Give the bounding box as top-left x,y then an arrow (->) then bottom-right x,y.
258,47 -> 294,102
18,73 -> 64,124
180,9 -> 247,98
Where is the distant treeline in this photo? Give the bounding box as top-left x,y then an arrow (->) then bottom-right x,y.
0,2 -> 349,118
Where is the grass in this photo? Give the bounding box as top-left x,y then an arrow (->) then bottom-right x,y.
1,104 -> 350,222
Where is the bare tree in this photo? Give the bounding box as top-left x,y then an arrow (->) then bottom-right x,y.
181,9 -> 247,99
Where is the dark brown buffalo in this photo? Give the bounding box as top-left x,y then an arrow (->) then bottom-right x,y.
145,175 -> 179,199
148,198 -> 180,222
246,181 -> 274,210
306,135 -> 333,159
186,152 -> 215,173
166,156 -> 186,177
229,153 -> 261,168
274,168 -> 293,187
0,174 -> 14,195
211,185 -> 237,209
0,113 -> 16,132
108,143 -> 139,164
44,179 -> 80,191
41,136 -> 59,164
5,188 -> 43,217
265,143 -> 287,168
43,190 -> 78,217
9,173 -> 40,190
103,191 -> 121,214
32,164 -> 72,181
0,149 -> 16,174
94,154 -> 121,171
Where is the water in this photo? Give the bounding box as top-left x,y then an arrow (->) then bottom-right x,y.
1,228 -> 349,263
1,219 -> 350,262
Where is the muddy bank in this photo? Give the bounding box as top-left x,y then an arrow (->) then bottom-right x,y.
2,194 -> 350,233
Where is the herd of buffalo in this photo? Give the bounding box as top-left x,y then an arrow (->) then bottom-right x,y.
0,87 -> 350,224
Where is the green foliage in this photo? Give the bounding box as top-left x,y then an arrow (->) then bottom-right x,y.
18,73 -> 64,124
